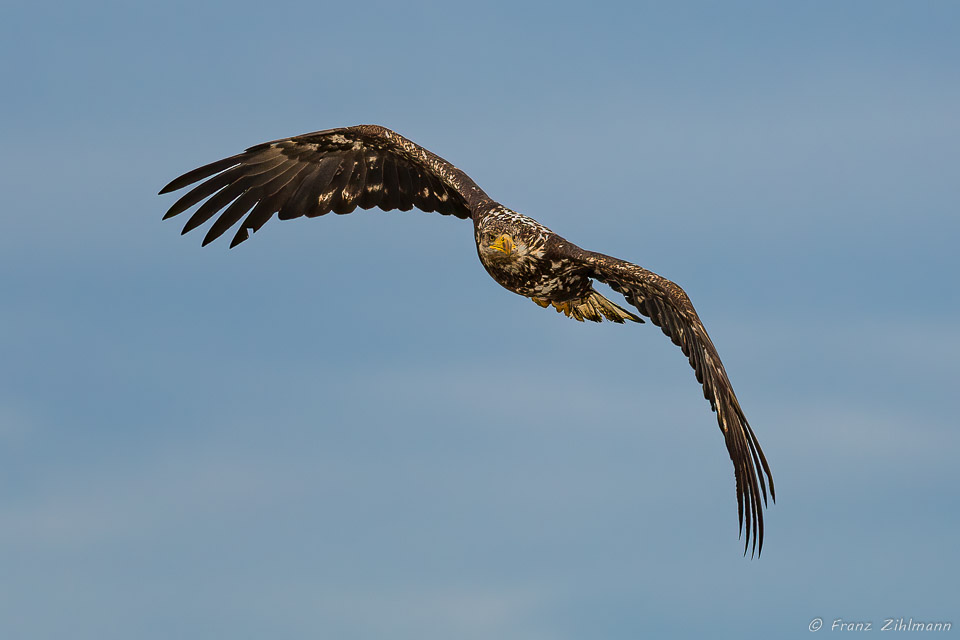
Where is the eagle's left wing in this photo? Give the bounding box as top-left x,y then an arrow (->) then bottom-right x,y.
159,125 -> 491,247
580,250 -> 775,556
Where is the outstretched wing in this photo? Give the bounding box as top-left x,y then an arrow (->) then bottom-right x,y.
159,124 -> 492,247
582,250 -> 775,556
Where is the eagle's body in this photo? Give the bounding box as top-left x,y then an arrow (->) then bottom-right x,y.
160,124 -> 774,555
477,207 -> 580,299
474,205 -> 641,322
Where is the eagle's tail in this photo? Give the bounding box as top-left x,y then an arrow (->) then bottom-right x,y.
532,290 -> 643,324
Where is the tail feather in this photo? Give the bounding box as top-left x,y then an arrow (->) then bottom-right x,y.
532,290 -> 643,324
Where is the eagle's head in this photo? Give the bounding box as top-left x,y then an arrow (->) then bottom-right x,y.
482,232 -> 517,258
477,230 -> 544,271
476,207 -> 549,273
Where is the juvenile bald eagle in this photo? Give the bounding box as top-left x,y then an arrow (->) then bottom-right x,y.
159,124 -> 775,556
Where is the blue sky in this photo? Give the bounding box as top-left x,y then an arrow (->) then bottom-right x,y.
1,1 -> 958,638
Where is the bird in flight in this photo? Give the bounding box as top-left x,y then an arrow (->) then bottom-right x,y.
159,124 -> 775,556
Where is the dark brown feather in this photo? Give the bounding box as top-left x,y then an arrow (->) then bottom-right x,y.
158,154 -> 244,195
230,162 -> 315,247
358,155 -> 384,210
181,180 -> 247,234
396,165 -> 414,210
277,165 -> 323,220
380,158 -> 400,211
163,164 -> 248,220
327,157 -> 358,215
303,157 -> 345,218
203,190 -> 260,246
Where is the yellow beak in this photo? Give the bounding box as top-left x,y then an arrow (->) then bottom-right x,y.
489,234 -> 515,255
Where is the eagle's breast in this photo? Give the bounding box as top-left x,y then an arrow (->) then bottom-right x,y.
475,207 -> 591,301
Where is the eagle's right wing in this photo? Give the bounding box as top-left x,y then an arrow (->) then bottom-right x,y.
580,249 -> 775,557
159,125 -> 491,247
